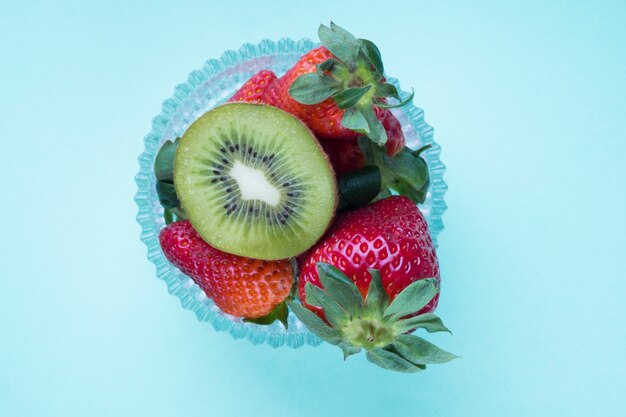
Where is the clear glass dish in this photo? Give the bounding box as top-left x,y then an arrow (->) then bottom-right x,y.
135,38 -> 447,348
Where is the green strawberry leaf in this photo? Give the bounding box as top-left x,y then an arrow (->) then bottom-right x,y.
393,334 -> 459,364
411,144 -> 432,157
244,301 -> 289,329
154,138 -> 179,182
358,138 -> 431,204
317,57 -> 335,72
382,147 -> 429,188
155,138 -> 188,215
366,348 -> 426,373
163,207 -> 187,225
358,39 -> 384,78
164,208 -> 174,225
360,104 -> 387,145
337,165 -> 381,211
333,85 -> 372,109
289,72 -> 341,105
170,207 -> 187,221
373,89 -> 415,109
391,179 -> 428,204
339,342 -> 362,360
383,278 -> 439,321
288,301 -> 343,345
156,181 -> 180,209
374,82 -> 400,100
364,269 -> 389,314
341,107 -> 370,134
319,22 -> 360,64
316,263 -> 363,316
394,313 -> 452,335
304,282 -> 348,329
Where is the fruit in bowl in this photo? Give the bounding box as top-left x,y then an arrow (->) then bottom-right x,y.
142,22 -> 454,372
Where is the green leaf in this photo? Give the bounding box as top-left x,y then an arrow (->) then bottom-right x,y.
382,150 -> 429,189
359,38 -> 384,77
244,301 -> 289,329
341,107 -> 370,134
316,263 -> 364,315
332,85 -> 371,109
357,136 -> 377,162
288,301 -> 343,344
394,313 -> 452,334
154,138 -> 179,182
373,89 -> 414,109
170,207 -> 188,221
375,187 -> 393,201
319,22 -> 360,64
317,57 -> 335,72
339,342 -> 361,360
164,208 -> 174,225
156,181 -> 180,209
363,269 -> 389,314
304,282 -> 348,329
375,82 -> 400,100
360,104 -> 387,145
337,165 -> 381,211
358,129 -> 431,204
387,179 -> 426,204
289,73 -> 341,105
366,348 -> 425,373
389,179 -> 427,204
411,144 -> 432,157
383,278 -> 439,320
393,334 -> 459,364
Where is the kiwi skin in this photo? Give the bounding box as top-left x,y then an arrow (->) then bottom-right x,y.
174,102 -> 338,260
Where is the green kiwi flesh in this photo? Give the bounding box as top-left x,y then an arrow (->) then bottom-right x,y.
174,103 -> 337,260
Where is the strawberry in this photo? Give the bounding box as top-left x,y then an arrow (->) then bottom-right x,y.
289,196 -> 456,372
318,137 -> 366,176
264,23 -> 412,150
299,195 -> 440,312
318,111 -> 405,175
228,70 -> 277,103
159,221 -> 293,325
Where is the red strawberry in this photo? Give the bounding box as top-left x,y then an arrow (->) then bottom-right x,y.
377,108 -> 405,156
288,195 -> 454,372
159,221 -> 293,322
299,195 -> 439,314
318,137 -> 366,176
318,112 -> 405,175
228,70 -> 277,103
264,23 -> 412,151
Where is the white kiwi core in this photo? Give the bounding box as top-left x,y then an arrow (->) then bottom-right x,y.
229,160 -> 281,206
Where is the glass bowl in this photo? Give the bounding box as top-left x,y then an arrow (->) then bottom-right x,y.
135,38 -> 447,349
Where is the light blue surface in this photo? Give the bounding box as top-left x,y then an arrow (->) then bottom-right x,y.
1,1 -> 625,416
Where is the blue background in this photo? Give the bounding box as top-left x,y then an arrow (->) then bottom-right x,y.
1,1 -> 625,416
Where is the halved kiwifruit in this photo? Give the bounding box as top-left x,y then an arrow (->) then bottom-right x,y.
174,103 -> 337,260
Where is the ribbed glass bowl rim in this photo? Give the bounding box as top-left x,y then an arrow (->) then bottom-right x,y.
135,37 -> 447,349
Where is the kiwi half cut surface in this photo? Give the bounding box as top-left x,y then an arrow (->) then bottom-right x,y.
174,103 -> 337,260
